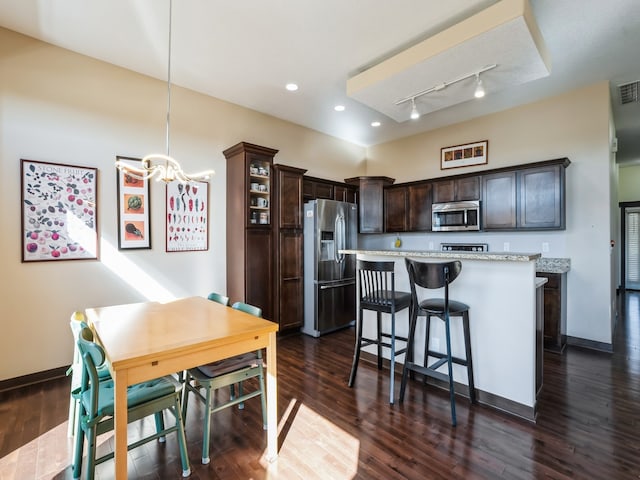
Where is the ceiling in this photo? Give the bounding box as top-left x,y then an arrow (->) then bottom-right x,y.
1,0 -> 640,162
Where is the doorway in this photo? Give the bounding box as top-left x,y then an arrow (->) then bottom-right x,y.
621,202 -> 640,290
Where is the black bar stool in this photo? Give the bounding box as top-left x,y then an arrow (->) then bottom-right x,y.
348,260 -> 411,404
400,258 -> 476,426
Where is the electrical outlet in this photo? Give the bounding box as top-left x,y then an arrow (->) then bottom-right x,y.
542,242 -> 550,253
503,242 -> 510,252
428,241 -> 434,250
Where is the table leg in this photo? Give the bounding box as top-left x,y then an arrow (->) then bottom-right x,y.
266,331 -> 278,462
113,370 -> 128,479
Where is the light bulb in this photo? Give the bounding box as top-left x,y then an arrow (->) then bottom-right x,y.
410,99 -> 420,120
474,74 -> 485,98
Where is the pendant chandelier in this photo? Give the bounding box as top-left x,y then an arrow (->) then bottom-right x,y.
116,0 -> 215,183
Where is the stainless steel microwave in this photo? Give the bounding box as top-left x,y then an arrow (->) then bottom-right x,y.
432,200 -> 481,232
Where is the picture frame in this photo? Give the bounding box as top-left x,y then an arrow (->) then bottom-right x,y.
116,156 -> 151,250
21,159 -> 98,262
166,180 -> 209,252
441,140 -> 488,170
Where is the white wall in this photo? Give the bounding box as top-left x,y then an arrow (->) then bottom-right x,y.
0,28 -> 365,380
363,82 -> 614,346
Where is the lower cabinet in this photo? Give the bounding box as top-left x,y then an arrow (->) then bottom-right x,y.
244,229 -> 274,321
538,272 -> 567,353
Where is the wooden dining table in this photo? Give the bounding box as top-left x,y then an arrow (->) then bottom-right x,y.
85,296 -> 279,479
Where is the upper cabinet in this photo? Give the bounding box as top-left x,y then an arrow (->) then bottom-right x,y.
433,175 -> 480,203
346,176 -> 394,233
482,158 -> 569,231
384,181 -> 433,233
303,176 -> 357,204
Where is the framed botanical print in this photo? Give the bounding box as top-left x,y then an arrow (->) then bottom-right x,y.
21,159 -> 98,262
166,180 -> 209,252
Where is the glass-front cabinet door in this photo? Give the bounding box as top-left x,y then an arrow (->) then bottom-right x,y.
248,156 -> 271,226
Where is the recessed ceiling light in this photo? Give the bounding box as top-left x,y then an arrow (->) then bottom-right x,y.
334,105 -> 345,112
371,121 -> 381,127
285,83 -> 298,91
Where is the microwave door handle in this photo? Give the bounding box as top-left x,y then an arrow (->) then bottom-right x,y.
463,209 -> 468,227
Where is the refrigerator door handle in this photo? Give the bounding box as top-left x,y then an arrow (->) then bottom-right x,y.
335,214 -> 345,264
319,280 -> 356,290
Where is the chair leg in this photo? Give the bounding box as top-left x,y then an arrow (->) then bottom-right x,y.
72,414 -> 85,480
444,313 -> 457,427
155,412 -> 166,443
424,314 -> 432,385
463,311 -> 476,404
173,395 -> 191,477
86,425 -> 97,480
259,367 -> 267,429
348,307 -> 364,387
389,309 -> 396,404
376,311 -> 383,370
181,374 -> 191,423
202,383 -> 213,464
399,307 -> 418,403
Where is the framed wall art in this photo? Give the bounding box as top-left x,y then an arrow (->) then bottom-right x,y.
116,156 -> 151,250
166,180 -> 209,252
441,140 -> 488,170
21,159 -> 98,262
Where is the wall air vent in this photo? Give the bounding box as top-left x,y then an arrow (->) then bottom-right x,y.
619,81 -> 639,105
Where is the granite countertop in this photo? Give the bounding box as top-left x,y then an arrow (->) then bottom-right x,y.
536,257 -> 571,273
340,249 -> 541,262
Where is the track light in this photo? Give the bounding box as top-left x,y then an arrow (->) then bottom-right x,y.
474,73 -> 485,98
410,98 -> 420,120
395,64 -> 496,120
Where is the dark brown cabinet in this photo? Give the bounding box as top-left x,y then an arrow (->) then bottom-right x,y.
384,186 -> 408,232
408,182 -> 433,231
482,171 -> 517,230
519,164 -> 565,229
273,164 -> 307,331
383,181 -> 433,233
433,176 -> 480,203
538,272 -> 567,353
482,159 -> 569,231
304,176 -> 357,204
346,176 -> 394,233
224,142 -> 277,320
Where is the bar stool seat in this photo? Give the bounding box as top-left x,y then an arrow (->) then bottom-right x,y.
400,258 -> 476,426
348,260 -> 411,404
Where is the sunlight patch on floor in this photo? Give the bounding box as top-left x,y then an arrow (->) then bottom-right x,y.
261,399 -> 360,480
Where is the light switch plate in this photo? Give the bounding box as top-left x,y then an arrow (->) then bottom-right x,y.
503,242 -> 510,251
542,242 -> 549,253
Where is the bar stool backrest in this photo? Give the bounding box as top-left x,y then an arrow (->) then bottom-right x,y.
358,260 -> 397,306
405,259 -> 462,308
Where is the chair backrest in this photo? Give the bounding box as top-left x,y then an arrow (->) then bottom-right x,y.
405,259 -> 462,308
207,292 -> 230,306
76,327 -> 107,416
357,260 -> 397,305
231,301 -> 262,318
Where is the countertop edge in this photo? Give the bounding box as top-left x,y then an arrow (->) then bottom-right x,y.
339,249 -> 540,262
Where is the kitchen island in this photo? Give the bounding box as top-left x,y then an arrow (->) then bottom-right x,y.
341,249 -> 543,421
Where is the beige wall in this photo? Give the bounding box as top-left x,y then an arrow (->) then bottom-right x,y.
0,28 -> 365,380
366,82 -> 615,346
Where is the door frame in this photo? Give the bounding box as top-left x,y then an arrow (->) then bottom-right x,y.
620,201 -> 640,291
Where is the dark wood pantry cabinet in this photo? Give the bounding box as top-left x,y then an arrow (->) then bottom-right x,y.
224,142 -> 278,321
224,141 -> 308,331
273,164 -> 307,331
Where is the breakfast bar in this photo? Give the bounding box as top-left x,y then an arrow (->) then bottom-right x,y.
341,249 -> 543,421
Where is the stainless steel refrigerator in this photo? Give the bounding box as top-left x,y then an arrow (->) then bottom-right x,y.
302,199 -> 358,337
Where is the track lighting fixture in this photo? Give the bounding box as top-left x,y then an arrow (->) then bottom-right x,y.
410,98 -> 420,120
474,73 -> 485,98
395,64 -> 496,120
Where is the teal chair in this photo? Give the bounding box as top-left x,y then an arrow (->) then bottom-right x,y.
72,327 -> 190,479
67,313 -> 111,439
182,301 -> 267,465
207,292 -> 230,306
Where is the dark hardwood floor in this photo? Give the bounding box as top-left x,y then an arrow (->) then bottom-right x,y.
2,292 -> 640,479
